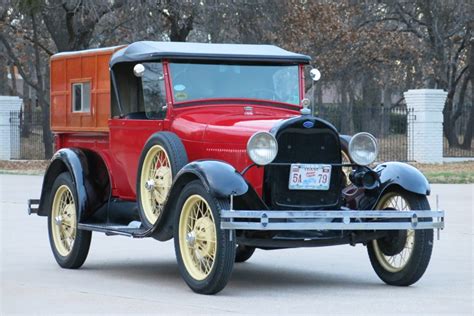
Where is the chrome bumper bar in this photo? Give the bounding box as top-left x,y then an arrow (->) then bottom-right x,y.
220,210 -> 445,231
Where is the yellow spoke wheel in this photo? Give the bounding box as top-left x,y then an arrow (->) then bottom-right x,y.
137,133 -> 188,228
371,192 -> 415,272
47,172 -> 91,269
367,190 -> 433,286
174,180 -> 235,294
179,195 -> 217,281
51,185 -> 77,256
140,145 -> 172,225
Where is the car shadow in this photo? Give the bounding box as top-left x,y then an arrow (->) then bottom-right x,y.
81,258 -> 385,294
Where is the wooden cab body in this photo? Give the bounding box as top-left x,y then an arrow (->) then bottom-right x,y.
50,46 -> 123,132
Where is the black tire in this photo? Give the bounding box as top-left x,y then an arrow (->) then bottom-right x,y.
367,190 -> 433,286
174,180 -> 236,294
235,245 -> 255,263
137,132 -> 188,228
47,172 -> 91,269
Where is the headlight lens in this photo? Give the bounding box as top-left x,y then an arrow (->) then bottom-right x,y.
348,132 -> 378,166
247,132 -> 278,166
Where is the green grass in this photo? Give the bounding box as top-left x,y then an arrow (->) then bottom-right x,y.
422,171 -> 474,184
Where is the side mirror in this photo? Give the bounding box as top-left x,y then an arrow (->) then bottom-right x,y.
133,64 -> 145,77
310,68 -> 321,81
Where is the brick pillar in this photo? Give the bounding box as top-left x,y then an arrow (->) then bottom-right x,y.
404,89 -> 447,163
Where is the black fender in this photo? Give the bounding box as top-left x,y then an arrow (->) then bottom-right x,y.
369,162 -> 430,207
174,160 -> 249,198
37,148 -> 110,220
153,160 -> 249,241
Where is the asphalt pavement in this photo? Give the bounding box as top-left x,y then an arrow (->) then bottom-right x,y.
0,174 -> 472,315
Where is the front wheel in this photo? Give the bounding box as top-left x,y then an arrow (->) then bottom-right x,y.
367,190 -> 433,286
174,180 -> 236,294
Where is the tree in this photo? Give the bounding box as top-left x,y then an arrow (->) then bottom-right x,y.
0,0 -> 126,158
362,0 -> 473,148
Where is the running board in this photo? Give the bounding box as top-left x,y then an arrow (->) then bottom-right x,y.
77,221 -> 149,238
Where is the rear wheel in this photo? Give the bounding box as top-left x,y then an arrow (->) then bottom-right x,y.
367,190 -> 433,286
47,172 -> 91,269
174,180 -> 235,294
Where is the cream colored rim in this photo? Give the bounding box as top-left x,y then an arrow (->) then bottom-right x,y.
51,185 -> 77,257
372,192 -> 415,273
178,194 -> 217,281
341,150 -> 352,186
140,145 -> 172,224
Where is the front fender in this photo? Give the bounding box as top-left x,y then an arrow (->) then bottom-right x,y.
153,160 -> 249,241
176,160 -> 249,198
373,161 -> 430,197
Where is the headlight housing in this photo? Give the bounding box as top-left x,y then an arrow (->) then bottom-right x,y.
247,132 -> 278,166
348,132 -> 378,166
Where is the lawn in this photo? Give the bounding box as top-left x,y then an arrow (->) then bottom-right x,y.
412,161 -> 474,184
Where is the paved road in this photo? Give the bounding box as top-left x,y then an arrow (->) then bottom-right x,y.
0,174 -> 472,315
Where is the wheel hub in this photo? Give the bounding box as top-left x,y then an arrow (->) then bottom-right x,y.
193,217 -> 215,257
145,179 -> 155,191
54,215 -> 63,226
377,207 -> 408,256
186,231 -> 196,247
378,230 -> 408,256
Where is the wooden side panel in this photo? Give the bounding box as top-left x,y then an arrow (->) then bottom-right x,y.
50,47 -> 122,133
50,59 -> 67,129
96,54 -> 112,128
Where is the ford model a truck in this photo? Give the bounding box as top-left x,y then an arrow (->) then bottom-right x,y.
28,41 -> 444,294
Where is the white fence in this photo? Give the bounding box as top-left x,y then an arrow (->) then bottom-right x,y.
0,96 -> 22,160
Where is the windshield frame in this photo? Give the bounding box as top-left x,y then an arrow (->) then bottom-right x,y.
166,60 -> 304,108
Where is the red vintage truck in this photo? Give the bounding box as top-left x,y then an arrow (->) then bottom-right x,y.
29,41 -> 444,294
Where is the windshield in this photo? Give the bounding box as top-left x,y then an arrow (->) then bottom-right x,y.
169,62 -> 300,105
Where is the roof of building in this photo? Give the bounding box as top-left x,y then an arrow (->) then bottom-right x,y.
110,41 -> 311,66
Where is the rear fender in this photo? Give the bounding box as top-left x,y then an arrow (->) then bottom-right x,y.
37,148 -> 110,220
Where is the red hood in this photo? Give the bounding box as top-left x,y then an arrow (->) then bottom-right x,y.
171,104 -> 299,144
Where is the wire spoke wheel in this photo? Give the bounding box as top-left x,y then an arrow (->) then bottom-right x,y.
47,172 -> 91,269
179,195 -> 217,281
140,145 -> 172,224
372,193 -> 414,272
367,189 -> 433,286
51,185 -> 77,257
174,180 -> 235,294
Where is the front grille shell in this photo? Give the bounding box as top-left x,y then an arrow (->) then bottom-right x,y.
264,117 -> 343,210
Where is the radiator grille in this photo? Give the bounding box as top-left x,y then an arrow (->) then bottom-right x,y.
265,122 -> 343,210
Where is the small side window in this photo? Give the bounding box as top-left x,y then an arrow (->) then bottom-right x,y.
72,82 -> 91,112
142,63 -> 167,119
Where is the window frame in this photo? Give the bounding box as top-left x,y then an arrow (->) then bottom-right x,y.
71,82 -> 91,113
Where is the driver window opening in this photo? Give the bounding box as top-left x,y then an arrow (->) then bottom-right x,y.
110,62 -> 167,120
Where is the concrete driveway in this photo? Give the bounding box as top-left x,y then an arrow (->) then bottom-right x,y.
0,174 -> 472,315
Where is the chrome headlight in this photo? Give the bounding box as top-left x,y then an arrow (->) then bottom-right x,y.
247,132 -> 278,166
348,132 -> 378,166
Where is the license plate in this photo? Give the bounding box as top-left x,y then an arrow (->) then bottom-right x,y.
288,164 -> 332,190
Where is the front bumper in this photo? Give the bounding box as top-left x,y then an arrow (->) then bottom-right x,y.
220,210 -> 444,231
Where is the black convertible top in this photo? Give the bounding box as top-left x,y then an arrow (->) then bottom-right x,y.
110,41 -> 311,66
